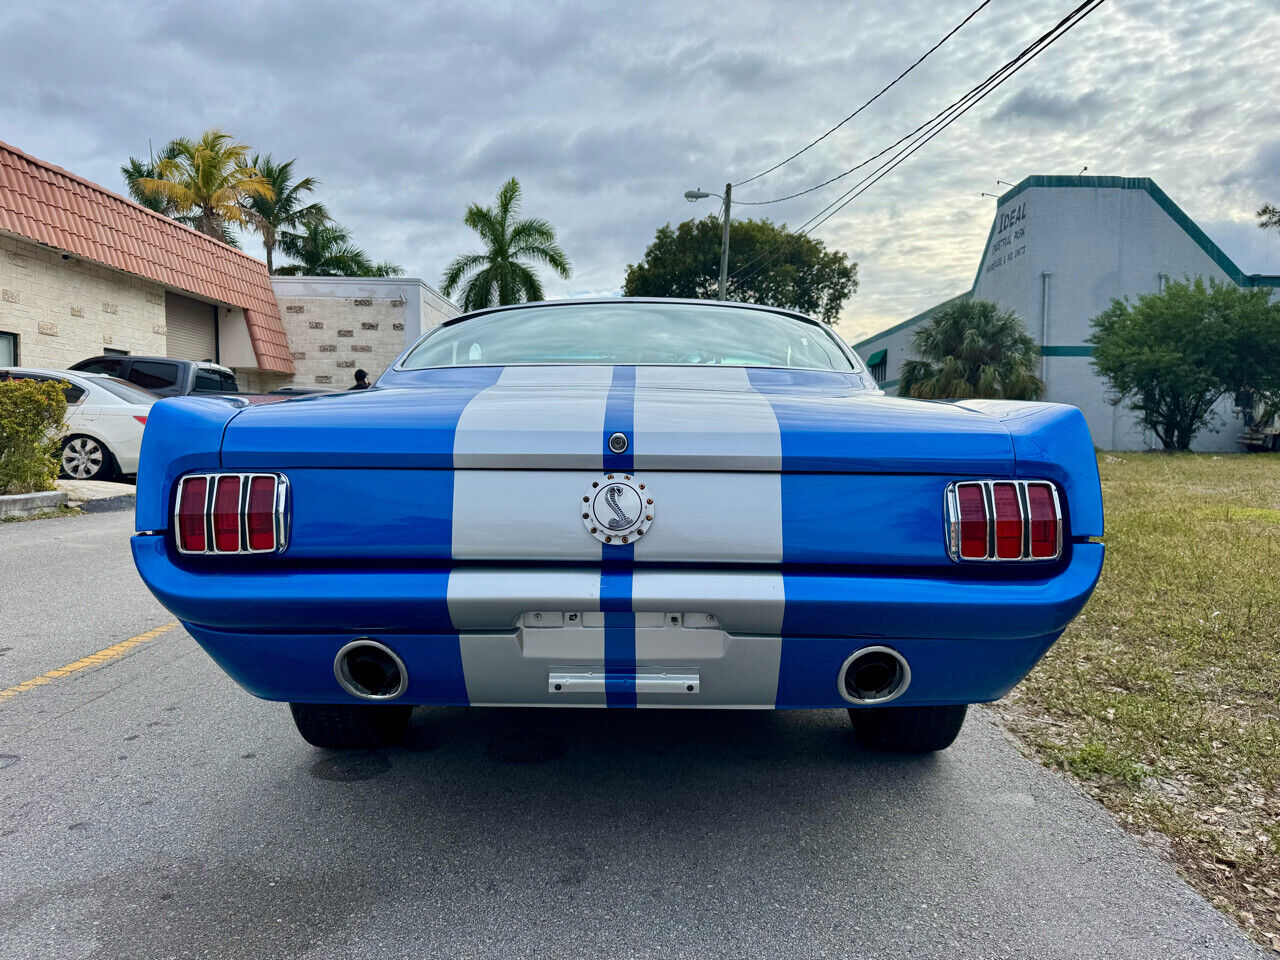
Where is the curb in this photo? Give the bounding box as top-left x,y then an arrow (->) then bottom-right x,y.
0,490 -> 69,519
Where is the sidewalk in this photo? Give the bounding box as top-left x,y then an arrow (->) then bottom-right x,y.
57,478 -> 136,513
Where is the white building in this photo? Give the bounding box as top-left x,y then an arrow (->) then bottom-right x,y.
854,175 -> 1280,451
270,277 -> 458,389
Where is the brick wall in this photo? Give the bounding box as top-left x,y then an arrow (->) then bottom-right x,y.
275,294 -> 409,389
0,233 -> 167,369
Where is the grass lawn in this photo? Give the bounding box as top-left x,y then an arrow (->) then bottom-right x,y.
993,452 -> 1280,951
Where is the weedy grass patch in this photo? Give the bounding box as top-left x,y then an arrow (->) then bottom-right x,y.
994,452 -> 1280,950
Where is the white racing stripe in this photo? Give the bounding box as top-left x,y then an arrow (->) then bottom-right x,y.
450,567 -> 607,706
452,470 -> 604,561
449,364 -> 789,707
452,365 -> 613,469
631,570 -> 784,708
632,366 -> 782,471
632,367 -> 784,563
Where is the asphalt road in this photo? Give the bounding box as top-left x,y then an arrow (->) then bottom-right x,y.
0,511 -> 1264,960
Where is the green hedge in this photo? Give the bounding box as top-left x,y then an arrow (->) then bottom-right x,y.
0,378 -> 68,495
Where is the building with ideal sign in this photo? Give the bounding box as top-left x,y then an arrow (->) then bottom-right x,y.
854,176 -> 1280,451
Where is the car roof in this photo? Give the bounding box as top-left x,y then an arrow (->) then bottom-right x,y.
433,297 -> 828,331
1,366 -> 93,381
74,355 -> 235,374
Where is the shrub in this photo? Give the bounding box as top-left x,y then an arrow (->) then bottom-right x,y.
0,378 -> 68,495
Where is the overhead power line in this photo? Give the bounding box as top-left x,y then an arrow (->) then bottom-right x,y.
728,0 -> 1106,286
734,0 -> 996,189
737,0 -> 1098,208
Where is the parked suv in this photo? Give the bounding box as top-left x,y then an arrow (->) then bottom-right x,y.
69,356 -> 240,397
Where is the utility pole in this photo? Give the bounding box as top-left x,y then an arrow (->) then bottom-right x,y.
718,182 -> 732,301
683,183 -> 733,301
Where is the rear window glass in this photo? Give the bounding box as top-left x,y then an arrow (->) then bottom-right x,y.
401,303 -> 857,372
73,357 -> 123,375
94,377 -> 158,405
129,361 -> 180,390
194,370 -> 222,392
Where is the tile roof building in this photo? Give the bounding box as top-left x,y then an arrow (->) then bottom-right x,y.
0,139 -> 293,383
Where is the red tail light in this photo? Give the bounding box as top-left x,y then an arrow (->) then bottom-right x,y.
1026,483 -> 1059,559
211,476 -> 241,552
956,484 -> 988,560
991,483 -> 1023,559
176,476 -> 208,553
245,476 -> 278,551
947,480 -> 1062,562
133,415 -> 148,425
173,473 -> 288,555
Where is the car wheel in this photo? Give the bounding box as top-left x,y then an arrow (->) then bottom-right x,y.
288,702 -> 413,750
850,704 -> 968,753
60,435 -> 113,481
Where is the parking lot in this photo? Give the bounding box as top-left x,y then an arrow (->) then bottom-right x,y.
0,510 -> 1264,960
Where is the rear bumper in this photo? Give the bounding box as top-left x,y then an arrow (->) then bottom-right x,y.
183,622 -> 1065,709
132,536 -> 1102,708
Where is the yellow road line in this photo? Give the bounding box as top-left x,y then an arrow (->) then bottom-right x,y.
0,621 -> 178,705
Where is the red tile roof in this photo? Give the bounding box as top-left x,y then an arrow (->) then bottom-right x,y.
0,140 -> 293,374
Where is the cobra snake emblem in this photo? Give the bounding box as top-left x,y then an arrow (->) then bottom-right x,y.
604,485 -> 632,529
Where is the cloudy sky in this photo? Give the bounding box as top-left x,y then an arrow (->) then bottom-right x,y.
2,0 -> 1278,342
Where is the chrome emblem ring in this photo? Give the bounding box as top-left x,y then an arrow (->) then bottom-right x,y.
581,474 -> 653,545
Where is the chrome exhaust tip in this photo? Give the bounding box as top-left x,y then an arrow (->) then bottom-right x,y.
334,639 -> 408,701
838,646 -> 911,705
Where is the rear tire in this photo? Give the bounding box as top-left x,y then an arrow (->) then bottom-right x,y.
289,702 -> 413,750
60,435 -> 114,481
850,704 -> 967,753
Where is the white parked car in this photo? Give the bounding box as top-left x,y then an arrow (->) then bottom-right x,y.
0,367 -> 158,480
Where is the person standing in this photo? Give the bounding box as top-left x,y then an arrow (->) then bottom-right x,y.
348,369 -> 370,390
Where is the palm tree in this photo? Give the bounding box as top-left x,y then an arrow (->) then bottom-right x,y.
122,142 -> 182,215
275,222 -> 403,277
241,154 -> 329,274
898,298 -> 1044,400
134,130 -> 274,244
441,177 -> 570,310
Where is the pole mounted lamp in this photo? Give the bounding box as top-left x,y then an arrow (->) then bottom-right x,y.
683,183 -> 732,301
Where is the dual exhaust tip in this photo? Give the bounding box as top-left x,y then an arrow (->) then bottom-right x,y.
839,646 -> 911,705
334,638 -> 908,706
335,639 -> 408,700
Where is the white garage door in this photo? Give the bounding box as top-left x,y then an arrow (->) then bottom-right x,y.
165,293 -> 218,362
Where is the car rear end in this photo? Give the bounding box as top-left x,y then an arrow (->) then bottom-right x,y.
132,368 -> 1104,726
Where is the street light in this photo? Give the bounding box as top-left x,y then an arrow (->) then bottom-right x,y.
683,182 -> 732,301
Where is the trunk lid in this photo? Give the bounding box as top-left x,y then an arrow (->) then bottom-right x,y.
219,365 -> 1014,475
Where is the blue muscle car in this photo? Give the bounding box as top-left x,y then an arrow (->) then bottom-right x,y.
132,299 -> 1104,753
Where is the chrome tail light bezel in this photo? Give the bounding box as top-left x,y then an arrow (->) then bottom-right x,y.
945,479 -> 1063,563
173,473 -> 290,556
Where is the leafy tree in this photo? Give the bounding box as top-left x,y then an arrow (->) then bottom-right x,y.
1088,276 -> 1280,450
441,177 -> 571,311
898,298 -> 1043,400
623,216 -> 856,324
275,221 -> 403,277
241,154 -> 328,274
134,130 -> 273,243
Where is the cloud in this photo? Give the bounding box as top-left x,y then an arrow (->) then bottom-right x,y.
988,88 -> 1107,126
0,0 -> 1275,342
